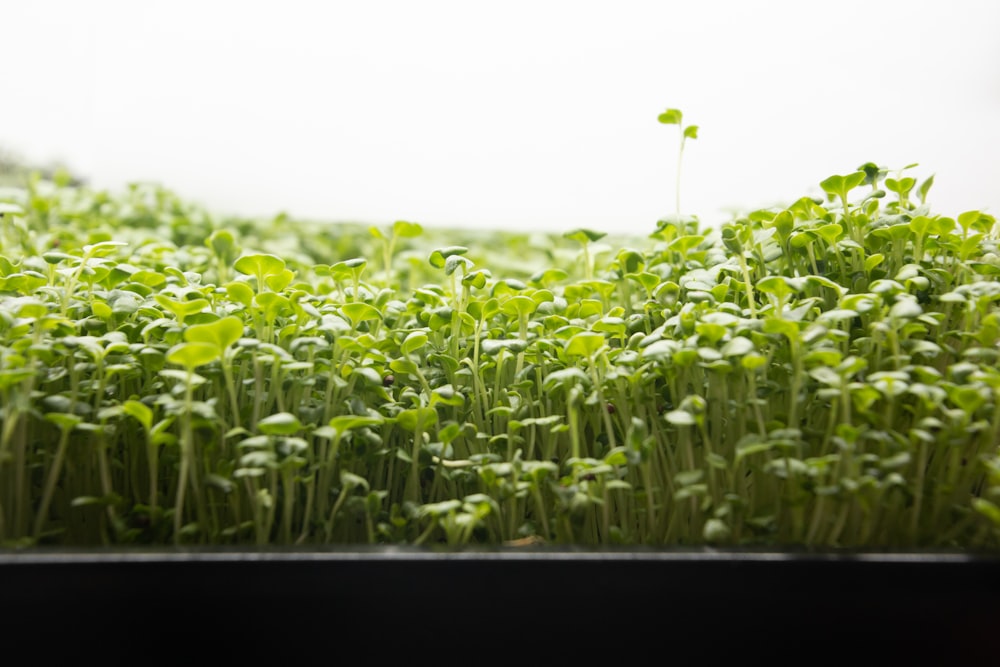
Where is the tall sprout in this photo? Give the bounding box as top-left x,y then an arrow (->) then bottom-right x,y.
658,108 -> 698,222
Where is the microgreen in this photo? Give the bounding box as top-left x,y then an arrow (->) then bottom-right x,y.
658,107 -> 698,222
0,122 -> 998,551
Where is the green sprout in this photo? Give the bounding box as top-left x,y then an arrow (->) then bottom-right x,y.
658,107 -> 698,222
0,116 -> 997,551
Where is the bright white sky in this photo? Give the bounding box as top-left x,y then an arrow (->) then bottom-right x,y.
4,0 -> 999,236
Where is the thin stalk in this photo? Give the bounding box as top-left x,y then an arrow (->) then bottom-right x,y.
280,466 -> 295,544
567,390 -> 582,464
737,251 -> 759,318
93,427 -> 119,539
675,132 -> 684,221
32,425 -> 73,540
173,372 -> 208,543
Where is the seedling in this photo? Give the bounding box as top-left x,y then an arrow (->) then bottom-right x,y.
0,116 -> 998,551
371,220 -> 423,285
562,228 -> 606,282
658,107 -> 698,222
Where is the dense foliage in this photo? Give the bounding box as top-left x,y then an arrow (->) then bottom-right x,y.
1,163 -> 999,549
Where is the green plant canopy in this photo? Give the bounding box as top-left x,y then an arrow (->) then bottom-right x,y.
1,160 -> 999,549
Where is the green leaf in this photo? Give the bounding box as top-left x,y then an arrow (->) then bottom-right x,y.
159,369 -> 208,386
341,302 -> 382,326
627,271 -> 661,295
444,254 -> 473,276
234,253 -> 286,279
265,268 -> 295,292
83,241 -> 127,258
341,470 -> 370,492
45,412 -> 83,432
665,410 -> 696,426
683,125 -> 699,140
255,292 -> 292,320
431,385 -> 465,407
131,269 -> 167,287
491,279 -> 527,298
864,253 -> 885,273
756,276 -> 796,299
529,268 -> 569,286
820,171 -> 865,200
207,229 -> 239,262
703,518 -> 731,542
668,235 -> 704,255
592,316 -> 626,336
857,162 -> 884,185
91,300 -> 112,320
330,258 -> 367,280
429,246 -> 468,269
166,342 -> 220,369
657,108 -> 683,125
819,174 -> 844,198
122,400 -> 153,432
462,269 -> 490,289
401,331 -> 428,355
674,469 -> 703,486
393,220 -> 424,238
885,177 -> 909,195
563,228 -> 607,244
762,317 -> 800,342
225,281 -> 255,308
565,331 -> 605,357
616,249 -> 644,273
501,295 -> 537,319
958,210 -> 991,232
467,298 -> 499,321
908,216 -> 933,237
948,385 -> 986,413
917,174 -> 935,204
815,223 -> 844,245
155,295 -> 210,322
327,415 -> 384,436
721,336 -> 755,357
438,422 -> 463,444
389,358 -> 419,375
844,171 -> 867,190
481,339 -> 528,355
396,407 -> 438,432
257,412 -> 302,436
770,210 -> 794,240
805,275 -> 846,296
184,315 -> 244,351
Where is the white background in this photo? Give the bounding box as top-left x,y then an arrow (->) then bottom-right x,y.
3,0 -> 999,235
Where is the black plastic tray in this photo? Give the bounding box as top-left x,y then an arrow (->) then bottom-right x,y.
3,547 -> 997,661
